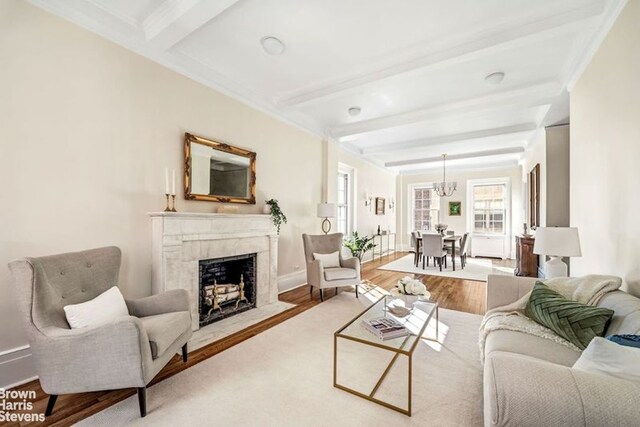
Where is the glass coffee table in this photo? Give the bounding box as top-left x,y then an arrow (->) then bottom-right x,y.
333,294 -> 438,416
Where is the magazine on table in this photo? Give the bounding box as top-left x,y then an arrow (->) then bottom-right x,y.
361,316 -> 410,340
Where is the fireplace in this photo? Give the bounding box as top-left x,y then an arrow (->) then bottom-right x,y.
199,253 -> 257,327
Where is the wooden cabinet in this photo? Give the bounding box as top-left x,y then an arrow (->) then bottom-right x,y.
515,235 -> 538,277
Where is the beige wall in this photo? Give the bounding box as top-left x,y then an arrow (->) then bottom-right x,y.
337,149 -> 397,261
570,0 -> 640,296
398,166 -> 522,257
0,0 -> 323,370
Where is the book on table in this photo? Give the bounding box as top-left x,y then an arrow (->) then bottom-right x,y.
361,317 -> 410,341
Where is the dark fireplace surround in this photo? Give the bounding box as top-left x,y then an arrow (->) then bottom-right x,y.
199,253 -> 257,327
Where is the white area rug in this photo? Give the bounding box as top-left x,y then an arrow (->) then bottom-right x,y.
378,254 -> 514,282
79,291 -> 484,426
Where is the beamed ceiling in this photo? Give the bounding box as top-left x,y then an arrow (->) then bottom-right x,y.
29,0 -> 627,174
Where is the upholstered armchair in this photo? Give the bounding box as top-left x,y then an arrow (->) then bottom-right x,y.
302,233 -> 361,301
8,246 -> 192,418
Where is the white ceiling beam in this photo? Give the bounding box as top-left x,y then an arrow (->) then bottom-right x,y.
331,80 -> 560,139
276,1 -> 604,108
385,147 -> 525,168
143,0 -> 240,50
361,123 -> 537,156
399,158 -> 520,175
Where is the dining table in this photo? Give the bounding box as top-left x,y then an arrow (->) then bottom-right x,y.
416,234 -> 463,271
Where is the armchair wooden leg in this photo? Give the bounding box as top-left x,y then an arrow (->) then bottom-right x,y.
320,289 -> 324,302
182,344 -> 188,363
45,394 -> 58,417
355,284 -> 359,298
309,285 -> 313,295
138,387 -> 147,417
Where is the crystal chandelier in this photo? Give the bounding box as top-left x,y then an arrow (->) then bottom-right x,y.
433,154 -> 457,197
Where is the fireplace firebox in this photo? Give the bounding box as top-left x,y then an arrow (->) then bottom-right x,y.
199,253 -> 257,327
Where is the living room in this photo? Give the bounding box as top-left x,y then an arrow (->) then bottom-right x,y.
1,0 -> 639,426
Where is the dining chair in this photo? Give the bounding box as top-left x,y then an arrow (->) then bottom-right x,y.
422,233 -> 447,271
411,231 -> 423,267
459,232 -> 470,268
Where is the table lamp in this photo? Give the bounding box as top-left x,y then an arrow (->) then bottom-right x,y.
317,203 -> 336,234
533,227 -> 581,278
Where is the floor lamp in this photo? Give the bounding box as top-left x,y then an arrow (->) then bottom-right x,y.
533,227 -> 582,278
317,203 -> 336,234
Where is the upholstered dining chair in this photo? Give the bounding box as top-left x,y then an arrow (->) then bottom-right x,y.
445,232 -> 470,269
411,231 -> 423,267
8,246 -> 192,418
422,233 -> 447,271
302,233 -> 361,302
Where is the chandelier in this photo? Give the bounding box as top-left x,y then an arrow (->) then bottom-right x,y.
433,154 -> 457,197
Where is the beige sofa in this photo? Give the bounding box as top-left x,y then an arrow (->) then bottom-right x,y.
483,275 -> 640,427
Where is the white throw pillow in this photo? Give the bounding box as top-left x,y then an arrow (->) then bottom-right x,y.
313,251 -> 341,268
572,337 -> 640,382
63,286 -> 129,329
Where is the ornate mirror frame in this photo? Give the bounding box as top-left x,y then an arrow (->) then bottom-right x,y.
184,133 -> 257,204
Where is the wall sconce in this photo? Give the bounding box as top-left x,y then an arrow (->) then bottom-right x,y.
389,197 -> 395,211
364,192 -> 373,209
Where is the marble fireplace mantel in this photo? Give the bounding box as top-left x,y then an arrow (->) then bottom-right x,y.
149,212 -> 290,346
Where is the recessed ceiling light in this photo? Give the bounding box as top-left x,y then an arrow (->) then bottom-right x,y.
485,72 -> 505,85
260,36 -> 285,55
348,106 -> 362,117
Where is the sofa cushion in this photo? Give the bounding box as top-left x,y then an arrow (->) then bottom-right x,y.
525,282 -> 614,349
324,267 -> 357,281
140,311 -> 191,359
573,337 -> 640,382
485,329 -> 581,367
598,290 -> 640,336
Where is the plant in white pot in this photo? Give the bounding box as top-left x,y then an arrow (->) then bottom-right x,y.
390,276 -> 431,306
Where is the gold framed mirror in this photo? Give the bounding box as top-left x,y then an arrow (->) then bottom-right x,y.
184,133 -> 256,204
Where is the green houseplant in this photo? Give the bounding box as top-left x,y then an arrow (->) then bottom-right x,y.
266,199 -> 287,234
343,231 -> 376,262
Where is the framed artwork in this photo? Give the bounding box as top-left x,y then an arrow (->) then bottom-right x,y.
375,197 -> 386,215
449,201 -> 461,216
529,164 -> 540,229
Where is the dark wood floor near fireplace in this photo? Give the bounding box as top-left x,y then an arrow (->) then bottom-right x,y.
2,252 -> 513,427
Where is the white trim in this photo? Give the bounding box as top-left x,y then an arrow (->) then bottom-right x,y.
337,163 -> 356,234
0,345 -> 37,390
277,270 -> 307,293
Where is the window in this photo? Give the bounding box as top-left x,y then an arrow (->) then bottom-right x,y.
336,171 -> 350,235
412,186 -> 440,231
472,184 -> 506,234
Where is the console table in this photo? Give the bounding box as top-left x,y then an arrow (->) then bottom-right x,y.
372,232 -> 397,262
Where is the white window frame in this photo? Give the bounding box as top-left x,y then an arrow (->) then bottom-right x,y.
407,182 -> 441,235
466,177 -> 511,238
337,163 -> 356,236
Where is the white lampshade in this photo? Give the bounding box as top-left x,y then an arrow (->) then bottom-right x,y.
533,227 -> 582,257
317,203 -> 336,218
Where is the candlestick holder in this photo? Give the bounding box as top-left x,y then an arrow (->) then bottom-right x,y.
171,195 -> 177,212
163,194 -> 172,212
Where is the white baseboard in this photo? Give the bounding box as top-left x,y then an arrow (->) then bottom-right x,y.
0,345 -> 37,389
277,270 -> 307,293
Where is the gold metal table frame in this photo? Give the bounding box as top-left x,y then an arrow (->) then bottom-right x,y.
333,294 -> 439,416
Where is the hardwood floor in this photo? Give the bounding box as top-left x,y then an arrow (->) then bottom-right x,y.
1,252 -> 510,426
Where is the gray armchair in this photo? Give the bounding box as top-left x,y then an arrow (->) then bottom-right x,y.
8,246 -> 192,418
302,233 -> 361,301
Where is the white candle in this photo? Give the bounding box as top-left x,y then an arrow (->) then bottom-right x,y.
165,168 -> 169,194
172,169 -> 176,195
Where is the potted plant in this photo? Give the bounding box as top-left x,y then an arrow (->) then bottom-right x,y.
265,199 -> 287,234
343,231 -> 376,262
